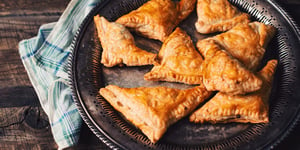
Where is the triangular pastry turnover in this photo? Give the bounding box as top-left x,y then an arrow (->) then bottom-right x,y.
99,84 -> 211,143
189,60 -> 277,123
198,40 -> 262,95
116,0 -> 196,41
195,0 -> 250,34
197,22 -> 276,70
144,28 -> 204,85
94,15 -> 157,67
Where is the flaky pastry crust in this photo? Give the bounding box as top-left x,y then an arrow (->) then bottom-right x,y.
99,84 -> 211,143
116,0 -> 196,41
197,40 -> 262,95
94,15 -> 157,67
197,22 -> 276,71
195,0 -> 250,34
190,60 -> 277,123
144,28 -> 204,85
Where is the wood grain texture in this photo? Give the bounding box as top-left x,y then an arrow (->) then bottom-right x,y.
0,0 -> 67,148
0,0 -> 104,149
0,107 -> 57,149
0,0 -> 110,149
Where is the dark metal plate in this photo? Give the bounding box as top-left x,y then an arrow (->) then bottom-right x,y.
69,0 -> 300,149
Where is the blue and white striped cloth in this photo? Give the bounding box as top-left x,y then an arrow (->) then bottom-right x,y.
18,0 -> 104,149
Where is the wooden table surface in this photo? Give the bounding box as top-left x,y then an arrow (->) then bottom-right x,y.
0,0 -> 299,150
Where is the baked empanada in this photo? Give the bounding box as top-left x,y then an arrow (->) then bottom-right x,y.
190,60 -> 278,123
94,15 -> 157,67
116,0 -> 196,41
197,22 -> 276,70
144,28 -> 204,85
195,0 -> 250,34
198,40 -> 262,95
99,84 -> 211,143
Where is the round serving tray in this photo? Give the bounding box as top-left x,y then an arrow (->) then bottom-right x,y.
69,0 -> 300,149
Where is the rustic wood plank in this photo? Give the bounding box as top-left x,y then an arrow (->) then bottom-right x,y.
0,87 -> 39,108
0,0 -> 69,149
0,0 -> 73,89
0,0 -> 70,12
0,0 -> 110,149
0,106 -> 57,149
0,18 -> 66,88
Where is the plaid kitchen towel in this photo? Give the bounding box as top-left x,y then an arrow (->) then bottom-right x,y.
18,0 -> 104,149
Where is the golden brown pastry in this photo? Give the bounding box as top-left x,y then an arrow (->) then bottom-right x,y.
195,0 -> 250,34
197,22 -> 276,70
198,40 -> 262,95
94,15 -> 157,67
99,84 -> 211,143
190,60 -> 278,123
116,0 -> 196,41
144,28 -> 204,85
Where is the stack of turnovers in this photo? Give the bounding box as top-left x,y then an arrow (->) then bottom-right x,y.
95,0 -> 277,144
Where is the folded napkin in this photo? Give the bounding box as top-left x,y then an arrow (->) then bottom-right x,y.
18,0 -> 104,149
